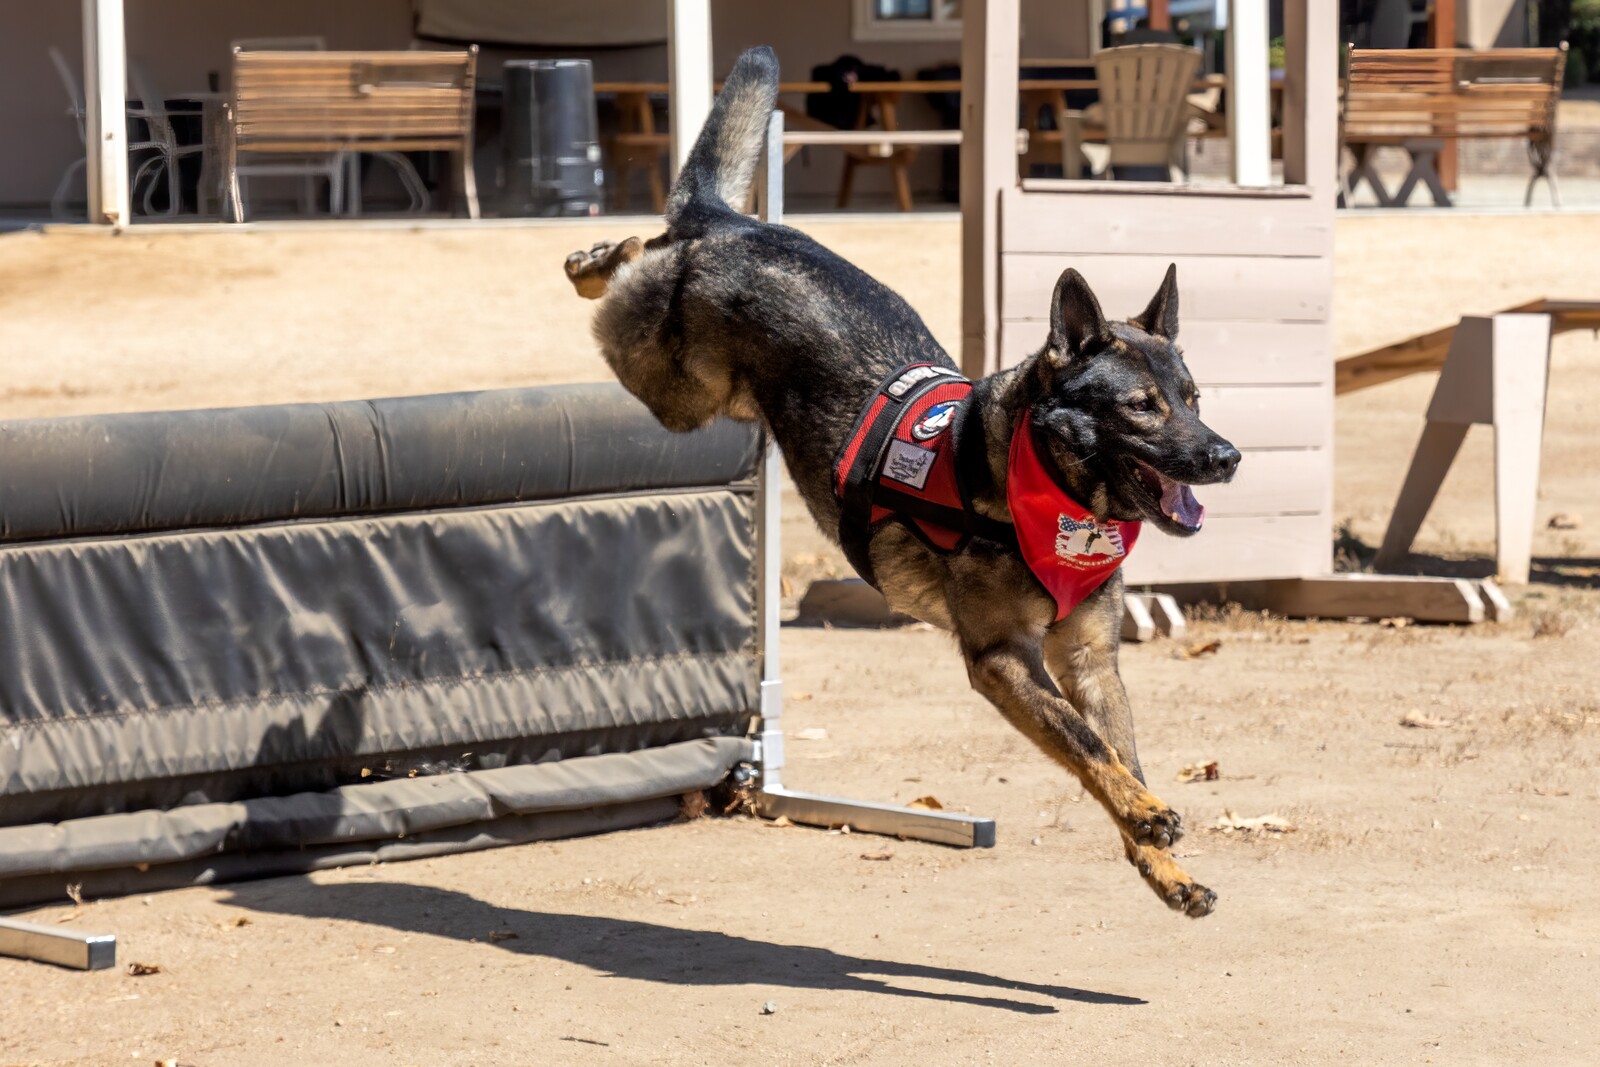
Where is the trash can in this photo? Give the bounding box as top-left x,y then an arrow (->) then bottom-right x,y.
499,59 -> 603,217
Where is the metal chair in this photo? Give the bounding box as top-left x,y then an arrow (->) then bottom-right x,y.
48,47 -> 202,219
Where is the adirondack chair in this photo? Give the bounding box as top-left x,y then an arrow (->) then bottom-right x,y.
1090,44 -> 1203,181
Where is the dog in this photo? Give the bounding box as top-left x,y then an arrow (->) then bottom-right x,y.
564,47 -> 1240,918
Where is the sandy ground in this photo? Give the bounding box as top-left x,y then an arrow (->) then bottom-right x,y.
2,215 -> 1599,1065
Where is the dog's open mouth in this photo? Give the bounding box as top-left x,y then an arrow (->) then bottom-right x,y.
1133,460 -> 1205,532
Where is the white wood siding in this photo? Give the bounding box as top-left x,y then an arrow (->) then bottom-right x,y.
999,185 -> 1334,584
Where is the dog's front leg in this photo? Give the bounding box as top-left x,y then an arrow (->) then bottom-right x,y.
961,637 -> 1183,850
1043,626 -> 1216,918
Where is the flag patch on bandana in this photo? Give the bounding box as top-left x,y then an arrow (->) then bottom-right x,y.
1054,515 -> 1127,565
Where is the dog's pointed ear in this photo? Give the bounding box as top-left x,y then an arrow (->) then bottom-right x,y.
1130,263 -> 1180,340
1046,268 -> 1110,366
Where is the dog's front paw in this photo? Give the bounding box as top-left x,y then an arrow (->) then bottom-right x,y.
1125,840 -> 1216,919
1125,796 -> 1184,849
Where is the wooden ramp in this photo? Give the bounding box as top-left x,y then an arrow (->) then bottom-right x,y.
1336,299 -> 1600,395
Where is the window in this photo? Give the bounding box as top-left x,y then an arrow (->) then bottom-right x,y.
852,0 -> 963,42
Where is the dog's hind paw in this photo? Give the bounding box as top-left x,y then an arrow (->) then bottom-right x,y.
564,238 -> 641,300
1125,839 -> 1216,919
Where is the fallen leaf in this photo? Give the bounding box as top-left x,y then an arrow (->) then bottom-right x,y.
126,962 -> 163,976
1176,761 -> 1221,783
1210,810 -> 1296,834
790,692 -> 814,702
793,727 -> 828,741
65,883 -> 84,907
218,916 -> 251,930
487,930 -> 520,943
1547,512 -> 1582,530
1400,710 -> 1455,729
1379,616 -> 1411,629
906,795 -> 944,811
859,849 -> 895,861
661,894 -> 698,906
765,815 -> 793,828
1183,640 -> 1222,659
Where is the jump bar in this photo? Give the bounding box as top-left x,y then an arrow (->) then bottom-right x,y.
757,787 -> 996,848
0,916 -> 117,970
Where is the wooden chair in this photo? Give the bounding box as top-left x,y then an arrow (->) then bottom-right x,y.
1090,44 -> 1202,181
225,48 -> 479,222
1340,45 -> 1567,208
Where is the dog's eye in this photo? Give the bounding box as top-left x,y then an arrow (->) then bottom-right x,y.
1123,395 -> 1157,414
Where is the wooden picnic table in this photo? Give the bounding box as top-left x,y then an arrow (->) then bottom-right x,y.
595,74 -> 1271,210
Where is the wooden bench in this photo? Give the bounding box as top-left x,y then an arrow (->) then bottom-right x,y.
226,48 -> 480,222
1340,45 -> 1567,208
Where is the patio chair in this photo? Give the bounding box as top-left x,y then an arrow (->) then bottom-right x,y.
1090,44 -> 1203,181
48,47 -> 203,219
225,48 -> 479,223
228,37 -> 427,217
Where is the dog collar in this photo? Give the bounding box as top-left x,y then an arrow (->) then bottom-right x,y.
1006,409 -> 1140,621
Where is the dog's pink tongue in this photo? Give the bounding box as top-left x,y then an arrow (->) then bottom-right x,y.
1159,477 -> 1206,530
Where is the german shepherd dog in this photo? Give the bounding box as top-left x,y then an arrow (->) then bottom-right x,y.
565,48 -> 1240,917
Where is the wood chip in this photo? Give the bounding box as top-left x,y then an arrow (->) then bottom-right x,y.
1183,639 -> 1222,659
487,930 -> 520,942
1399,710 -> 1455,729
859,849 -> 895,861
793,727 -> 829,740
906,795 -> 944,810
1210,810 -> 1296,834
765,815 -> 793,828
1176,761 -> 1221,783
126,962 -> 163,976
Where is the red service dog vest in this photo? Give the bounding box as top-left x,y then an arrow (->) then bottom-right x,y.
833,363 -> 1139,620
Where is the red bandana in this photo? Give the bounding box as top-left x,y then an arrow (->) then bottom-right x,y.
1006,410 -> 1140,621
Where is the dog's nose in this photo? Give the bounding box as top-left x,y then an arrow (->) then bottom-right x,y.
1208,441 -> 1241,480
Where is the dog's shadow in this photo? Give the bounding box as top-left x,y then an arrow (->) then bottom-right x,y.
221,880 -> 1143,1015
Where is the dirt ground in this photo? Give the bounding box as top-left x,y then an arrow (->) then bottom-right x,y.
2,215 -> 1599,1066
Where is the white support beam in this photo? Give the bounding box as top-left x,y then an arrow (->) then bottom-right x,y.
959,0 -> 1020,380
1226,0 -> 1272,187
667,0 -> 714,178
82,0 -> 130,226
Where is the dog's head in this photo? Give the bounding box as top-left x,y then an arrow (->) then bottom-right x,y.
1024,265 -> 1240,537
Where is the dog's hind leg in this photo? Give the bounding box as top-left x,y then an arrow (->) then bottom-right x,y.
564,237 -> 643,300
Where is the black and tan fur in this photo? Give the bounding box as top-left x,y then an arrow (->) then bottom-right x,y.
564,48 -> 1241,918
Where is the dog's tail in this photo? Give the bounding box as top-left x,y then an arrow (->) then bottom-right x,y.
664,46 -> 779,229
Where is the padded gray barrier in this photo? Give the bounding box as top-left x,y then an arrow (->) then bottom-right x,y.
0,385 -> 762,909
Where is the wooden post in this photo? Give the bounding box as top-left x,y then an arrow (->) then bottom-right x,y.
959,0 -> 1020,380
82,0 -> 130,226
1430,1 -> 1458,191
1375,314 -> 1554,584
667,0 -> 713,178
1281,0 -> 1338,203
1227,0 -> 1272,186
